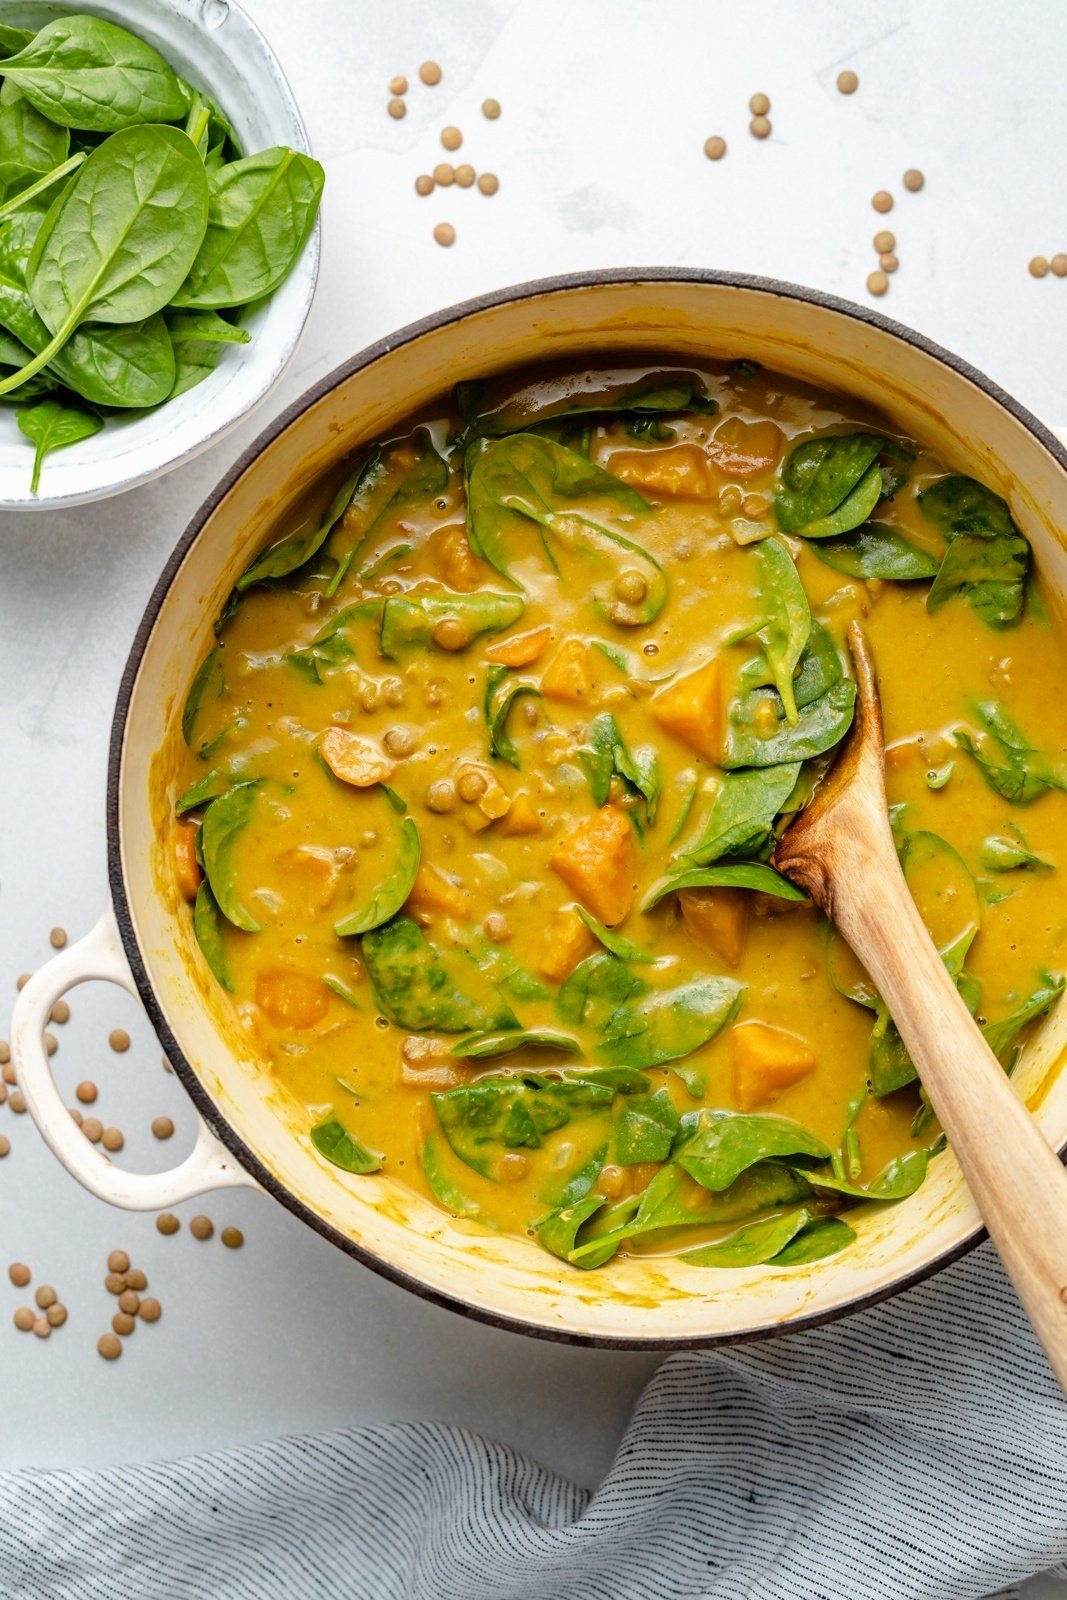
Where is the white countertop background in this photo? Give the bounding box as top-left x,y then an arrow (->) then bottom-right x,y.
1,2 -> 1066,1576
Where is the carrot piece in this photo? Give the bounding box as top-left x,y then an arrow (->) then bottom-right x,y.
484,624 -> 553,667
500,791 -> 542,836
405,863 -> 471,921
650,656 -> 724,764
538,907 -> 597,981
678,887 -> 748,968
549,804 -> 638,926
540,638 -> 598,704
255,970 -> 330,1031
320,728 -> 396,787
608,444 -> 714,499
174,821 -> 202,901
732,1021 -> 816,1110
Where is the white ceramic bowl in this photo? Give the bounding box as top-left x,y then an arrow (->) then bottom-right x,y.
0,0 -> 319,509
11,271 -> 1067,1347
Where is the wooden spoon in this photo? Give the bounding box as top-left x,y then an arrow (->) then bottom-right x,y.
774,619 -> 1067,1392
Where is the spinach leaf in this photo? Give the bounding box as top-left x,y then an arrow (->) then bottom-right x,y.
323,974 -> 362,1009
181,645 -> 224,746
772,1215 -> 856,1264
200,782 -> 261,932
0,27 -> 34,57
803,1149 -> 928,1200
641,861 -> 805,913
921,475 -> 1029,629
725,623 -> 854,769
565,1065 -> 650,1094
0,89 -> 68,175
310,1117 -> 382,1175
193,880 -> 233,992
176,770 -> 228,815
577,711 -> 661,821
0,17 -> 190,131
432,1076 -> 613,1177
334,817 -> 420,938
573,905 -> 654,963
684,762 -> 800,865
810,523 -> 939,581
535,1190 -> 613,1267
775,434 -> 905,537
326,432 -> 449,597
748,535 -> 811,723
422,1132 -> 481,1217
681,1205 -> 814,1267
17,397 -> 101,492
984,975 -> 1064,1065
484,664 -> 540,768
456,367 -> 717,436
980,826 -> 1052,873
172,146 -> 324,309
380,591 -> 525,658
677,1110 -> 830,1191
556,951 -> 650,1028
451,1028 -> 581,1060
954,701 -> 1067,804
362,915 -> 518,1033
615,1087 -> 680,1164
466,434 -> 666,623
599,978 -> 744,1073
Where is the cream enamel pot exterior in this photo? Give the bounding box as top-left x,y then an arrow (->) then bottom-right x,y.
12,270 -> 1067,1348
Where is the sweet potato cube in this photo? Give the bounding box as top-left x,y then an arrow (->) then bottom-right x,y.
405,863 -> 471,921
650,657 -> 724,764
255,970 -> 330,1031
501,791 -> 542,836
540,638 -> 598,704
434,524 -> 485,591
679,887 -> 748,968
550,804 -> 638,926
538,907 -> 598,981
706,417 -> 784,480
732,1021 -> 816,1110
608,444 -> 714,499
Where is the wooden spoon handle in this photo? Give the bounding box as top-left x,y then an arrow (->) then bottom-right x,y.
831,815 -> 1067,1393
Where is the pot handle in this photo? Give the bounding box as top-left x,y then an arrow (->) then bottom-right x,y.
10,904 -> 258,1210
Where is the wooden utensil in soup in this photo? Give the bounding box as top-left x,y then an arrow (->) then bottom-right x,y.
775,621 -> 1067,1393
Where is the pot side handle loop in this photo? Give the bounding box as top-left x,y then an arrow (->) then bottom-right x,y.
10,903 -> 257,1210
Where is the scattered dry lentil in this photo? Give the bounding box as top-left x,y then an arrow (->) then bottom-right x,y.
109,1029 -> 130,1054
433,221 -> 456,247
1053,255 -> 1067,277
16,974 -> 30,991
477,172 -> 499,195
151,1116 -> 174,1140
873,229 -> 895,253
68,1107 -> 82,1127
418,60 -> 442,86
13,1307 -> 34,1332
749,115 -> 771,139
104,1272 -> 126,1295
156,1212 -> 180,1236
50,1000 -> 70,1025
387,97 -> 406,120
221,1226 -> 244,1250
3,1062 -> 14,1084
112,1311 -> 135,1336
388,74 -> 408,95
432,162 -> 455,187
108,1250 -> 130,1274
454,163 -> 475,187
704,135 -> 726,160
880,252 -> 899,273
101,1127 -> 124,1153
0,1041 -> 8,1064
97,1333 -> 122,1360
75,1081 -> 97,1105
1030,256 -> 1050,278
867,270 -> 890,297
0,1083 -> 6,1105
748,91 -> 771,115
139,1297 -> 162,1323
903,168 -> 924,192
8,1091 -> 25,1114
82,1116 -> 103,1142
481,97 -> 500,119
45,1302 -> 67,1328
35,1284 -> 56,1310
49,927 -> 67,949
190,1214 -> 214,1241
8,1263 -> 30,1288
118,1289 -> 140,1315
32,1317 -> 50,1339
0,1135 -> 8,1159
441,126 -> 462,151
837,69 -> 859,94
44,1033 -> 57,1057
415,174 -> 434,197
126,1269 -> 147,1293
872,190 -> 893,214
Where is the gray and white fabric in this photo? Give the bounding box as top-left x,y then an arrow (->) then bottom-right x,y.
1,1240 -> 1065,1600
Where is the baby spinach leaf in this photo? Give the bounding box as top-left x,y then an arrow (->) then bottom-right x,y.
725,680 -> 856,769
954,701 -> 1067,804
484,664 -> 540,768
926,761 -> 954,790
804,1149 -> 928,1200
334,817 -> 420,938
565,1066 -> 651,1094
983,975 -> 1064,1065
543,1143 -> 609,1210
323,974 -> 362,1009
451,1028 -> 582,1060
200,782 -> 261,932
980,827 -> 1052,873
615,1087 -> 680,1165
456,366 -> 717,437
181,645 -> 224,745
535,1190 -> 613,1267
578,711 -> 661,821
165,310 -> 249,345
432,1076 -> 613,1177
921,475 -> 1029,629
573,905 -> 654,963
681,1205 -> 814,1267
676,1109 -> 830,1191
0,89 -> 69,175
772,1214 -> 856,1264
362,916 -> 518,1034
380,591 -> 525,658
775,434 -> 901,537
17,396 -> 101,492
238,463 -> 365,592
684,762 -> 800,865
176,770 -> 228,815
749,535 -> 811,723
326,432 -> 449,597
810,523 -> 939,581
422,1132 -> 482,1217
641,861 -> 805,913
171,146 -> 324,309
556,952 -> 650,1029
599,978 -> 744,1072
193,880 -> 233,992
310,1117 -> 383,1175
0,17 -> 190,131
0,26 -> 35,57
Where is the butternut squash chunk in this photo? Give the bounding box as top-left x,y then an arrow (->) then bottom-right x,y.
405,863 -> 472,921
608,444 -> 714,499
434,524 -> 486,591
706,417 -> 784,479
541,638 -> 600,704
320,728 -> 396,787
174,820 -> 202,902
650,657 -> 724,764
501,791 -> 542,836
485,625 -> 553,667
538,907 -> 598,981
678,886 -> 748,968
732,1021 -> 816,1110
550,804 -> 638,926
256,970 -> 330,1031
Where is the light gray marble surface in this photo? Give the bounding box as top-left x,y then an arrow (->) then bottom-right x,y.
1,6 -> 1065,1571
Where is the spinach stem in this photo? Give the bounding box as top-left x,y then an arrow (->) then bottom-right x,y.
0,151 -> 86,224
0,316 -> 74,397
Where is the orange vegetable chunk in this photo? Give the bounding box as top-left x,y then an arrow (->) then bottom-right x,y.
650,656 -> 724,764
538,907 -> 597,981
405,863 -> 471,921
609,444 -> 714,499
255,970 -> 330,1031
485,624 -> 553,667
706,417 -> 784,480
732,1021 -> 816,1110
500,791 -> 542,836
678,886 -> 748,968
174,821 -> 202,901
320,728 -> 395,787
550,804 -> 638,926
434,524 -> 485,591
540,638 -> 598,704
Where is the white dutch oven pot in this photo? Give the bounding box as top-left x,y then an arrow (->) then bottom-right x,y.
12,271 -> 1067,1347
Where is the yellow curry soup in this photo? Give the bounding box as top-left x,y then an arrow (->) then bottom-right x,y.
163,359 -> 1067,1275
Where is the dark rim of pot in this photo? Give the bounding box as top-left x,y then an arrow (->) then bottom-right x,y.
106,266 -> 1067,1351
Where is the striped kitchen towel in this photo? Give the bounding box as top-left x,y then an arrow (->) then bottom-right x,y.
0,1239 -> 1065,1600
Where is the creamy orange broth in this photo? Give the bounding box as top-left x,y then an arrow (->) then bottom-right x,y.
162,361 -> 1067,1271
